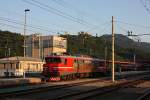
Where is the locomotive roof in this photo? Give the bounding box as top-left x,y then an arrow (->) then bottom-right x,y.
45,55 -> 105,61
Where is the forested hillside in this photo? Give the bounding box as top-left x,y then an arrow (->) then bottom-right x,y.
0,30 -> 23,58
61,32 -> 150,61
0,30 -> 150,61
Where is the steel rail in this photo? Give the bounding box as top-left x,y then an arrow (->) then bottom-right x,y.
49,75 -> 150,100
0,72 -> 149,99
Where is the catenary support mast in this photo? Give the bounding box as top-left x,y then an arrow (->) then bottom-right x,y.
112,16 -> 115,82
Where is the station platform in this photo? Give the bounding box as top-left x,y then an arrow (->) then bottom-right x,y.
0,71 -> 149,94
0,71 -> 149,89
0,78 -> 41,88
115,71 -> 149,76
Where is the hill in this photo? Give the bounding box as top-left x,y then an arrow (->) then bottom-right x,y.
61,33 -> 150,61
101,34 -> 150,53
0,30 -> 150,61
0,30 -> 23,58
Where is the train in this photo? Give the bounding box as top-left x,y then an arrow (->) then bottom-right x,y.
41,55 -> 145,81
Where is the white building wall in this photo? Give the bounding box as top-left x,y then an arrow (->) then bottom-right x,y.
0,57 -> 44,77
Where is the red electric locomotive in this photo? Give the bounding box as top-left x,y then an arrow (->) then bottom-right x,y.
42,55 -> 110,81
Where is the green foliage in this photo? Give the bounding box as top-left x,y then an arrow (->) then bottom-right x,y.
0,30 -> 24,58
61,32 -> 150,61
0,30 -> 150,61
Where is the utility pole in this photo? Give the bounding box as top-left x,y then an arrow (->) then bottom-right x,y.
104,40 -> 107,67
8,48 -> 10,57
112,16 -> 115,83
32,35 -> 34,58
134,54 -> 136,64
39,34 -> 41,59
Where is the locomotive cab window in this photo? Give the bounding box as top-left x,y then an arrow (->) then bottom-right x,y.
61,58 -> 67,64
45,57 -> 66,64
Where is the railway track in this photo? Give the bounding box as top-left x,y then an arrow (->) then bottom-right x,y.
136,89 -> 150,100
50,75 -> 150,100
0,72 -> 150,100
0,77 -> 110,98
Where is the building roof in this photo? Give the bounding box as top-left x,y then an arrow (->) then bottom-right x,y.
0,56 -> 43,62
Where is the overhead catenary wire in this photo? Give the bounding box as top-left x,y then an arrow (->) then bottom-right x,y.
116,23 -> 130,33
0,0 -> 111,36
140,0 -> 150,14
87,21 -> 111,32
0,22 -> 38,33
51,0 -> 100,23
115,20 -> 150,42
84,20 -> 112,36
22,0 -> 88,27
116,20 -> 150,29
0,16 -> 56,33
0,8 -> 70,33
22,0 -> 96,28
31,0 -> 97,27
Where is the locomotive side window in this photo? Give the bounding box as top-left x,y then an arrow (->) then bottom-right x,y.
93,61 -> 100,67
83,60 -> 85,63
78,60 -> 83,64
85,60 -> 91,64
99,61 -> 105,67
74,60 -> 77,63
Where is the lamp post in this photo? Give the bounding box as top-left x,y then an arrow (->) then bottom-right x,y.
24,9 -> 30,57
23,9 -> 30,78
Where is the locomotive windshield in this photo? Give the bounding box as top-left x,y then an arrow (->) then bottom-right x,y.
45,57 -> 61,63
45,57 -> 66,64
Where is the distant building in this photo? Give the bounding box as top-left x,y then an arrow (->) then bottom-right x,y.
0,57 -> 44,77
26,34 -> 67,59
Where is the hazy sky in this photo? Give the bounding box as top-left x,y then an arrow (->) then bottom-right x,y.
0,0 -> 150,42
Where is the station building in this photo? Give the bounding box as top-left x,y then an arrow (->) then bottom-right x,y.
0,57 -> 44,77
26,35 -> 67,59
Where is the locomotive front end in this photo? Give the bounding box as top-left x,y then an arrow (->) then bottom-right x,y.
42,56 -> 63,81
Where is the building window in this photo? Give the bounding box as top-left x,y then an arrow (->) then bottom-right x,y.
20,64 -> 22,69
11,63 -> 13,69
4,63 -> 6,69
4,72 -> 9,77
36,64 -> 38,70
27,64 -> 30,71
16,63 -> 19,69
11,72 -> 14,76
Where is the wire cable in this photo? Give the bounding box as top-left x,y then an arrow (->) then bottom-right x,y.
51,0 -> 100,23
0,16 -> 56,33
22,0 -> 95,28
0,8 -> 71,33
31,0 -> 97,27
140,0 -> 150,14
116,20 -> 150,29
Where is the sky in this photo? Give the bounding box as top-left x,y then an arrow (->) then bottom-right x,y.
0,0 -> 150,42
